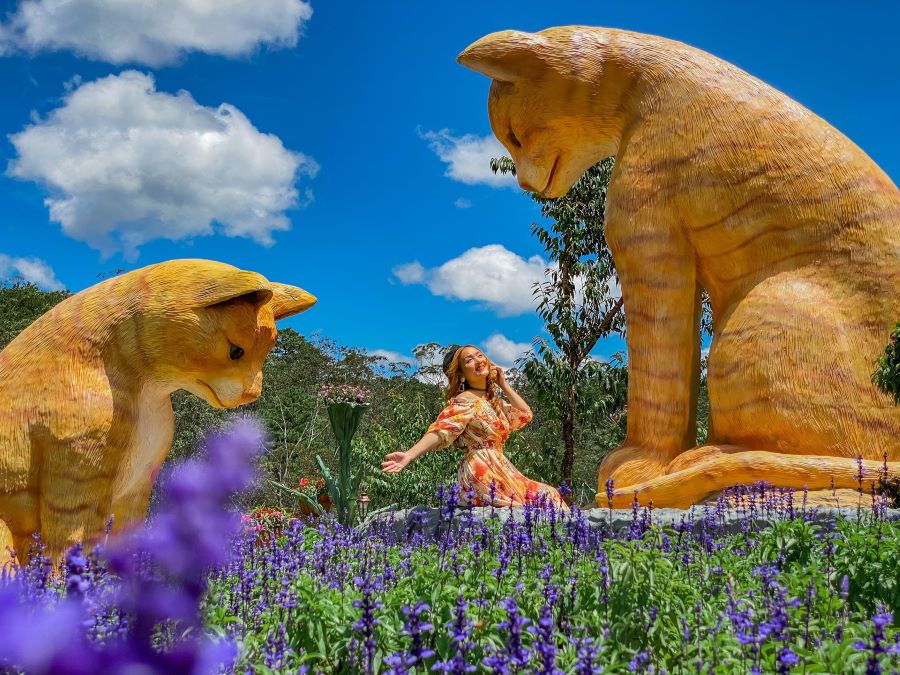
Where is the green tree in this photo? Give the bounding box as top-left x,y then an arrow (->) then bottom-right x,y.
506,356 -> 627,504
873,322 -> 900,404
492,157 -> 625,494
0,280 -> 69,349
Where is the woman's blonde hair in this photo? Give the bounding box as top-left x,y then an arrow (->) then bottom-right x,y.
443,344 -> 498,405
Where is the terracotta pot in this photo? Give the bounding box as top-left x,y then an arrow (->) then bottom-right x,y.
318,494 -> 333,512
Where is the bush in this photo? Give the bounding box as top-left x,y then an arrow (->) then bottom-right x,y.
874,322 -> 900,404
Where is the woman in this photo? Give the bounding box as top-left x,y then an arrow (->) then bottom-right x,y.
381,345 -> 568,510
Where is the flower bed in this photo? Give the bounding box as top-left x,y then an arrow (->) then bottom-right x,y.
1,421 -> 899,674
211,486 -> 900,673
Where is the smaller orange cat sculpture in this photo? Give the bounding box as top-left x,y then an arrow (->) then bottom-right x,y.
0,259 -> 316,567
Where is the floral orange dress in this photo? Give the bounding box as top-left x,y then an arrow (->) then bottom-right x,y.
427,394 -> 568,510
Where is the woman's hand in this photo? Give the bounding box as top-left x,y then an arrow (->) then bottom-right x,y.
382,433 -> 444,474
381,450 -> 413,474
493,364 -> 508,389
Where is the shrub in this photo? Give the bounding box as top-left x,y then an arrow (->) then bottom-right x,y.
874,322 -> 900,404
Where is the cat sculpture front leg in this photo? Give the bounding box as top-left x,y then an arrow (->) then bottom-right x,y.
39,431 -> 117,566
597,164 -> 704,491
109,389 -> 175,534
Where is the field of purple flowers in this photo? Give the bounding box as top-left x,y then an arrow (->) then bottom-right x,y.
2,422 -> 900,674
215,489 -> 900,674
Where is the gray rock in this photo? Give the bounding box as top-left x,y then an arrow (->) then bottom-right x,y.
365,504 -> 900,539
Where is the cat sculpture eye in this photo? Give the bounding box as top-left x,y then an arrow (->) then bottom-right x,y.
229,345 -> 244,360
507,130 -> 522,148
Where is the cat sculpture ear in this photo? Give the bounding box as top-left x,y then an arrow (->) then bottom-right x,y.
194,269 -> 274,309
457,30 -> 551,82
269,283 -> 317,321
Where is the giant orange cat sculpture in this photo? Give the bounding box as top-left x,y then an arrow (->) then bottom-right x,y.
459,27 -> 900,507
0,259 -> 316,565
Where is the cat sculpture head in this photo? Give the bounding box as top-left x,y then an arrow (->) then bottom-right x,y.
458,27 -> 639,198
125,259 -> 316,409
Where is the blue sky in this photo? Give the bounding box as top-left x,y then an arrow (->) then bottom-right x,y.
1,1 -> 898,369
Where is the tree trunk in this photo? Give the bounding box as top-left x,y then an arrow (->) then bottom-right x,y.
560,406 -> 576,505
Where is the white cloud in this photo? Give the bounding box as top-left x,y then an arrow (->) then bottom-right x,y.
367,349 -> 412,367
393,244 -> 546,317
572,273 -> 622,305
7,71 -> 317,259
393,245 -> 621,318
482,333 -> 532,369
366,345 -> 446,386
367,338 -> 534,383
392,261 -> 426,285
609,278 -> 622,299
0,0 -> 313,66
454,198 -> 472,209
0,254 -> 64,290
420,129 -> 517,188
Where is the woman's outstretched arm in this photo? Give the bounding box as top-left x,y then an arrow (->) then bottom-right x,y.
381,431 -> 444,474
383,397 -> 477,473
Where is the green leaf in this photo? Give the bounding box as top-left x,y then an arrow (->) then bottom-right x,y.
269,480 -> 325,515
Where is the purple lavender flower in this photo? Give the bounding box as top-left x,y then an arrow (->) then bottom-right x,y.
384,651 -> 414,675
596,548 -> 610,609
853,609 -> 893,675
352,575 -> 383,675
572,636 -> 602,675
529,603 -> 562,674
401,601 -> 435,665
442,483 -> 461,524
857,456 -> 865,491
263,624 -> 296,671
483,597 -> 531,672
432,594 -> 476,674
65,543 -> 90,598
0,419 -> 263,675
0,587 -> 97,675
777,646 -> 799,674
109,419 -> 266,631
628,650 -> 650,673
